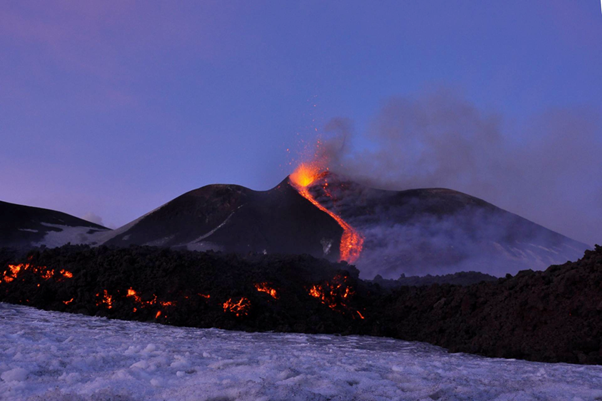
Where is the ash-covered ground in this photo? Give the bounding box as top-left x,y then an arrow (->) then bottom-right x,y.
1,245 -> 601,365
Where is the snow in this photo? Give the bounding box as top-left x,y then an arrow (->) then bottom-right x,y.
1,303 -> 601,401
32,223 -> 107,248
1,368 -> 28,382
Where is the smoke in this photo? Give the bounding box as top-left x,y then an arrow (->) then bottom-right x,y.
82,212 -> 105,227
320,89 -> 602,247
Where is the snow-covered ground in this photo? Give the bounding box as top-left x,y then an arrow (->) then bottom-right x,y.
1,303 -> 601,401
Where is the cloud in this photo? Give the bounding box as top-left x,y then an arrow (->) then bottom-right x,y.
82,212 -> 104,227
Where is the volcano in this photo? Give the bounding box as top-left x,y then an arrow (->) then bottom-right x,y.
0,200 -> 109,250
99,179 -> 343,259
86,171 -> 588,278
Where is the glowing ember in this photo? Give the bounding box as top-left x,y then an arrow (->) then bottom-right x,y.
97,290 -> 113,309
2,264 -> 23,283
9,264 -> 22,275
125,287 -> 174,319
40,269 -> 54,280
2,263 -> 73,284
63,298 -> 74,305
60,270 -> 73,278
289,163 -> 363,263
223,297 -> 251,317
126,287 -> 142,303
198,293 -> 211,299
254,283 -> 279,299
307,274 -> 365,319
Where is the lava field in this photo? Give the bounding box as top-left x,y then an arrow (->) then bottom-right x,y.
1,245 -> 601,365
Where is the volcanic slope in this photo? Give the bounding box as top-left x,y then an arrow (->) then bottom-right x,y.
99,173 -> 588,278
101,179 -> 344,260
305,172 -> 589,277
0,200 -> 109,250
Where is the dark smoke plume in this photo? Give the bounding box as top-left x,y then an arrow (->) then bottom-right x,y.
320,89 -> 602,248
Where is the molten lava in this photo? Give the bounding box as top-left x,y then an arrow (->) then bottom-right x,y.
223,297 -> 251,317
124,287 -> 175,317
307,274 -> 365,319
289,164 -> 363,263
60,270 -> 73,278
1,263 -> 73,284
254,282 -> 279,299
97,290 -> 113,309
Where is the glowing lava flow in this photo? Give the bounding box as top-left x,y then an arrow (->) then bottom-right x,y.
289,164 -> 363,264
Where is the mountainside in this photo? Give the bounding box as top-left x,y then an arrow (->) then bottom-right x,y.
305,173 -> 589,277
101,180 -> 343,259
0,200 -> 109,250
95,173 -> 588,278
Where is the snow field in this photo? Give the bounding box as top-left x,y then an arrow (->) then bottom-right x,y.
1,303 -> 601,400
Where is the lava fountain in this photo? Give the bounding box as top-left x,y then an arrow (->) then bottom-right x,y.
289,163 -> 363,264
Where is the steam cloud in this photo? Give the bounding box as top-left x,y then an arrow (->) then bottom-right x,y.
82,212 -> 105,227
320,90 -> 602,248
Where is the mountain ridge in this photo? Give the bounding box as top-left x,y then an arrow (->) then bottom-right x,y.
0,173 -> 590,277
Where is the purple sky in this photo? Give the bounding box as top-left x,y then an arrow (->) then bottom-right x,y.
1,1 -> 601,245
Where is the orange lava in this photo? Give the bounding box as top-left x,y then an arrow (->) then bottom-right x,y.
40,269 -> 54,280
125,287 -> 175,317
307,274 -> 365,319
254,282 -> 279,299
97,290 -> 113,309
126,287 -> 142,303
1,263 -> 73,283
2,264 -> 22,283
223,297 -> 251,317
60,269 -> 73,278
289,164 -> 363,263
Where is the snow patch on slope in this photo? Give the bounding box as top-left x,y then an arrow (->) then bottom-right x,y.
32,223 -> 107,248
183,206 -> 243,251
18,228 -> 39,233
1,303 -> 601,400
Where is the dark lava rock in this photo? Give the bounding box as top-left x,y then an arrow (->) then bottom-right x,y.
372,271 -> 498,289
1,244 -> 601,365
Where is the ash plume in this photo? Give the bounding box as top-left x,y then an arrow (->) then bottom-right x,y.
319,89 -> 602,248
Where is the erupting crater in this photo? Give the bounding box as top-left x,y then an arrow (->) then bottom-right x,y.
289,164 -> 364,264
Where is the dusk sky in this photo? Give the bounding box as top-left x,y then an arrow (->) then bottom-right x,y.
1,1 -> 601,245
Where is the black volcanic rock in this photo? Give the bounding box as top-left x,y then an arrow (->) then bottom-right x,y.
370,245 -> 602,364
372,271 -> 498,288
0,200 -> 109,250
103,179 -> 343,260
1,245 -> 601,365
